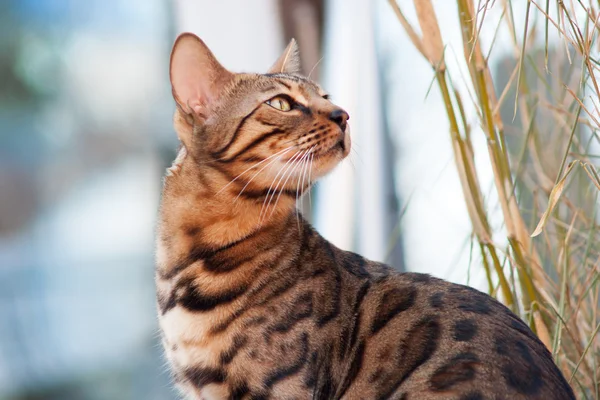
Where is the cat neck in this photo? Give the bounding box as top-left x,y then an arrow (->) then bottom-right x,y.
156,151 -> 297,273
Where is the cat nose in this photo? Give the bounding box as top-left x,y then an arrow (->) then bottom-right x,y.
329,108 -> 349,131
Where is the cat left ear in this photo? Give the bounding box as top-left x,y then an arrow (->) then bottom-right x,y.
170,33 -> 233,120
268,38 -> 301,75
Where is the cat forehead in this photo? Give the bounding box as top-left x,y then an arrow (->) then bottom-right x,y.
234,73 -> 324,98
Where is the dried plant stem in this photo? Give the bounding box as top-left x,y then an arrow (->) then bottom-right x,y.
389,0 -> 600,395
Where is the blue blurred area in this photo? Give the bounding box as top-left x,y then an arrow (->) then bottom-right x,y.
0,0 -> 178,398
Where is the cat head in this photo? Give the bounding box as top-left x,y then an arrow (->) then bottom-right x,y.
169,33 -> 350,196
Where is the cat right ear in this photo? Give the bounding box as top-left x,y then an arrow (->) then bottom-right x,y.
268,38 -> 301,75
169,33 -> 233,122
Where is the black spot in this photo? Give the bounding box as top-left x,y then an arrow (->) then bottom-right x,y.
376,315 -> 441,400
429,292 -> 444,308
507,315 -> 541,343
451,286 -> 494,315
453,319 -> 478,342
500,339 -> 543,395
494,335 -> 510,355
184,366 -> 226,387
430,352 -> 479,391
370,286 -> 417,334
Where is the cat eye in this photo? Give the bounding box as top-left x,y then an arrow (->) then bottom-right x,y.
266,96 -> 292,112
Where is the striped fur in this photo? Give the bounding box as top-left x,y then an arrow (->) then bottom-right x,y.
156,33 -> 575,400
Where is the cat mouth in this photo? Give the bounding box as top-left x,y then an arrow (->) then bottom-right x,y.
307,126 -> 351,161
315,140 -> 346,160
328,127 -> 351,158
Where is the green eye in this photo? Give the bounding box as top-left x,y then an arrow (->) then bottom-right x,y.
266,96 -> 292,112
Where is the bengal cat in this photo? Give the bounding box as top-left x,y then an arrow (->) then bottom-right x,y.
155,33 -> 575,400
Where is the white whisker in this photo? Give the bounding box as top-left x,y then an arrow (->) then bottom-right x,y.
259,150 -> 304,223
216,145 -> 295,196
296,147 -> 314,231
296,148 -> 313,221
267,150 -> 310,219
307,152 -> 315,209
233,147 -> 295,202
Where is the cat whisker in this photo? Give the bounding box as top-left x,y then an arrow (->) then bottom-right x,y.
298,147 -> 314,203
296,146 -> 314,231
233,147 -> 295,202
217,145 -> 295,196
307,56 -> 324,80
307,152 -> 315,209
266,149 -> 310,220
259,150 -> 304,223
260,150 -> 303,223
294,157 -> 306,231
350,145 -> 366,167
294,151 -> 307,208
290,147 -> 312,219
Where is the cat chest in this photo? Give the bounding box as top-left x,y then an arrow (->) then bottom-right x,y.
159,307 -> 227,371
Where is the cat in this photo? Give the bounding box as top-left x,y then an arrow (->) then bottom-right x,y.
155,33 -> 575,400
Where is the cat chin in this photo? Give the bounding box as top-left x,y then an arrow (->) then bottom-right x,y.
311,149 -> 347,178
341,126 -> 352,158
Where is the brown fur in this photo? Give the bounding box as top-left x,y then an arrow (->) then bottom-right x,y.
156,33 -> 574,400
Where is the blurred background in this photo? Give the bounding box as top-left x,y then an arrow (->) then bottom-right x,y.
1,0 -> 598,399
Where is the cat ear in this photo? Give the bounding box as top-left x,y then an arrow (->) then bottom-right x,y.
170,33 -> 233,120
268,38 -> 301,75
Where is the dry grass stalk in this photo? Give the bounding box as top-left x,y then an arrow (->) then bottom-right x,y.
389,0 -> 600,396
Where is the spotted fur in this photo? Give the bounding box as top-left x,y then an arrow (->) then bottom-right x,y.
155,33 -> 575,400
